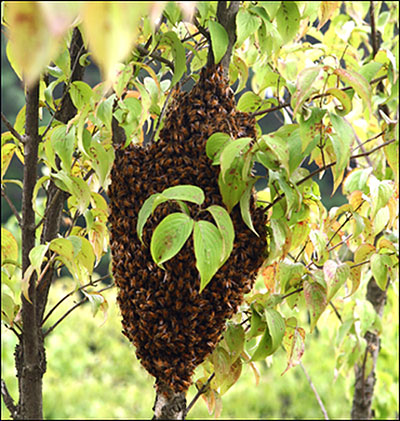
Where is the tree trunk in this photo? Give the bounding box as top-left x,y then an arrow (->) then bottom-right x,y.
152,384 -> 187,420
351,278 -> 387,419
15,81 -> 45,420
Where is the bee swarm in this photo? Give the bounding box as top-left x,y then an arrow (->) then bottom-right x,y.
108,65 -> 268,394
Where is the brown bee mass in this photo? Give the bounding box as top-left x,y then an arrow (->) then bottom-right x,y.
108,65 -> 268,393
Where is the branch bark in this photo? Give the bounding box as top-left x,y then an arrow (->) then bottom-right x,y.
152,384 -> 186,420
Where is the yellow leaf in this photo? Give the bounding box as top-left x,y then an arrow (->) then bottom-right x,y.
81,3 -> 158,83
317,1 -> 340,30
4,2 -> 68,86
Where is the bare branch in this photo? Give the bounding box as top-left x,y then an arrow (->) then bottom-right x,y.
1,112 -> 25,144
299,362 -> 329,420
1,186 -> 22,226
1,378 -> 18,418
135,44 -> 175,71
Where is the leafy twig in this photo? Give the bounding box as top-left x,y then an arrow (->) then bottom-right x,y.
185,372 -> 215,417
41,275 -> 111,326
43,283 -> 114,337
250,75 -> 388,118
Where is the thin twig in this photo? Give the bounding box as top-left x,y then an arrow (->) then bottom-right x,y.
41,275 -> 111,326
327,202 -> 364,247
135,44 -> 175,71
185,372 -> 215,417
299,362 -> 329,420
250,75 -> 388,118
1,378 -> 17,418
43,283 -> 114,338
1,187 -> 22,226
1,112 -> 25,144
148,87 -> 176,145
329,301 -> 343,323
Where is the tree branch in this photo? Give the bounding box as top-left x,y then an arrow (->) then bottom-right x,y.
1,378 -> 17,418
250,75 -> 388,118
300,362 -> 329,420
43,283 -> 114,338
185,372 -> 215,417
1,112 -> 25,144
1,186 -> 22,226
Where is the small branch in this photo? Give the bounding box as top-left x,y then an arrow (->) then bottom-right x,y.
43,283 -> 114,338
250,75 -> 388,118
135,44 -> 175,71
1,378 -> 18,418
1,186 -> 22,226
185,372 -> 215,417
148,86 -> 175,145
329,301 -> 343,323
327,234 -> 353,253
282,287 -> 304,301
1,112 -> 25,144
327,202 -> 364,247
299,362 -> 329,420
41,275 -> 111,326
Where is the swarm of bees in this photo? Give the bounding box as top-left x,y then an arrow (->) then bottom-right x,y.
108,65 -> 268,394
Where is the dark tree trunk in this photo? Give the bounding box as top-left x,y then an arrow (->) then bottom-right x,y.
10,27 -> 85,420
351,279 -> 387,420
15,81 -> 45,420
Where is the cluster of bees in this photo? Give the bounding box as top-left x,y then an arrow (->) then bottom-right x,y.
108,65 -> 268,394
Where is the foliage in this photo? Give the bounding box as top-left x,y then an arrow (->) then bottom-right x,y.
1,1 -> 399,419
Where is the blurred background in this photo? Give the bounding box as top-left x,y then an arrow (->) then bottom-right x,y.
1,25 -> 398,420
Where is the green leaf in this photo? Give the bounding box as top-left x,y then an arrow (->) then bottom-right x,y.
112,63 -> 134,98
237,91 -> 263,113
49,237 -> 74,262
206,205 -> 235,265
96,94 -> 115,131
251,309 -> 285,360
247,307 -> 267,338
303,279 -> 327,333
333,67 -> 372,114
206,132 -> 231,164
89,141 -> 115,186
224,323 -> 245,364
162,185 -> 205,205
236,8 -> 261,46
208,20 -> 228,65
276,2 -> 301,43
194,220 -> 224,292
218,165 -> 246,213
29,244 -> 49,277
51,125 -> 75,172
162,31 -> 186,86
370,253 -> 392,290
70,81 -> 93,110
240,180 -> 258,236
150,213 -> 194,268
292,66 -> 323,115
326,88 -> 352,116
323,260 -> 350,301
260,134 -> 290,175
212,346 -> 231,389
220,137 -> 252,182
